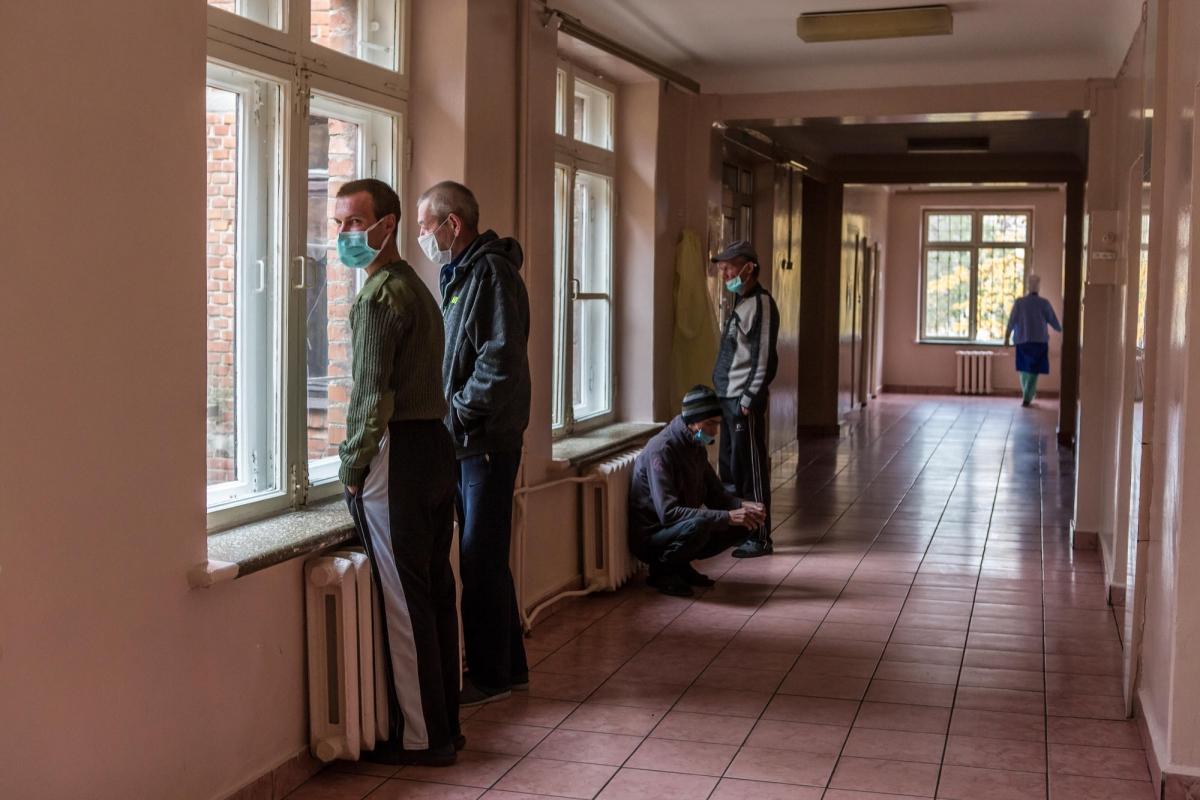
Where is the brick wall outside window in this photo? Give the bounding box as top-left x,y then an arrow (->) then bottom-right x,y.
206,91 -> 237,485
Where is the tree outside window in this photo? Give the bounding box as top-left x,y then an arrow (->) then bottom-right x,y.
921,210 -> 1032,344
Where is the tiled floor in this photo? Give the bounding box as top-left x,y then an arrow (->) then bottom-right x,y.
288,395 -> 1153,800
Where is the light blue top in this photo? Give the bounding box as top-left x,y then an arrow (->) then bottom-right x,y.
1006,293 -> 1062,344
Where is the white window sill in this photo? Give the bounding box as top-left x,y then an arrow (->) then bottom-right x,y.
551,421 -> 664,467
191,499 -> 354,588
191,423 -> 667,588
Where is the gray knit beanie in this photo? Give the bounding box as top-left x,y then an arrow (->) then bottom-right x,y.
681,385 -> 721,424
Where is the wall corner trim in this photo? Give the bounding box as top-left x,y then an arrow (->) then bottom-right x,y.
188,559 -> 239,588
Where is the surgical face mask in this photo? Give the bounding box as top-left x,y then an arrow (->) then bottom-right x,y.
694,428 -> 716,446
418,217 -> 454,266
337,217 -> 389,269
725,262 -> 750,293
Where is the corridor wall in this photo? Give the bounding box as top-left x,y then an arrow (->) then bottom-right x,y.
881,189 -> 1067,396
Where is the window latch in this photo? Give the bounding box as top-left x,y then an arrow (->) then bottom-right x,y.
570,277 -> 581,300
292,256 -> 307,290
290,464 -> 308,508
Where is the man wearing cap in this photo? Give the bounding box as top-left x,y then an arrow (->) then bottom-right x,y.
628,386 -> 767,597
712,240 -> 779,558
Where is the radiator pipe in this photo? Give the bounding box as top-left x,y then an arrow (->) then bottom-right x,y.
512,471 -> 608,632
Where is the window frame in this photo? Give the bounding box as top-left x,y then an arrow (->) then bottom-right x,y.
918,207 -> 1034,345
552,60 -> 617,437
206,2 -> 409,532
204,62 -> 287,513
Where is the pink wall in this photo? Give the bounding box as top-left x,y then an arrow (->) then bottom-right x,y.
15,2 -> 1200,796
1136,0 -> 1200,776
615,82 -> 661,421
0,3 -> 317,798
881,189 -> 1067,395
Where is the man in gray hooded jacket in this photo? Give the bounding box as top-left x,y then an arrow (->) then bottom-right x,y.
417,181 -> 531,708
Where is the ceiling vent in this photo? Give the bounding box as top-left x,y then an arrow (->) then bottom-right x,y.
797,5 -> 953,43
906,136 -> 990,154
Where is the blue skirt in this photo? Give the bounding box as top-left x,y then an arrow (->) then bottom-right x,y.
1015,342 -> 1050,375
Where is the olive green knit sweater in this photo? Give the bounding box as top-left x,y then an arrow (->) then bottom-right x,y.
338,259 -> 447,486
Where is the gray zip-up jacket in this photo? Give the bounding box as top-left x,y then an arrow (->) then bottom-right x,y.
628,417 -> 742,561
440,230 -> 531,458
713,284 -> 780,410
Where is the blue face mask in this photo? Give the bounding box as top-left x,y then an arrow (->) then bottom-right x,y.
694,429 -> 716,446
337,217 -> 389,269
725,262 -> 751,293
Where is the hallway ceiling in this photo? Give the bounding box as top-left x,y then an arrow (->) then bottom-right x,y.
546,0 -> 1144,93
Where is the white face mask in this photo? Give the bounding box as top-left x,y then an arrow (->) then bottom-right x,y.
418,217 -> 454,265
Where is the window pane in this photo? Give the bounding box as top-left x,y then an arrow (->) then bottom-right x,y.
311,0 -> 400,70
975,248 -> 1026,342
551,165 -> 570,430
555,69 -> 567,137
573,171 -> 612,294
208,0 -> 283,29
926,213 -> 972,243
721,164 -> 739,191
306,96 -> 396,480
574,299 -> 611,420
571,170 -> 613,420
981,213 -> 1029,243
924,249 -> 972,338
206,66 -> 282,506
738,168 -> 753,195
573,78 -> 613,150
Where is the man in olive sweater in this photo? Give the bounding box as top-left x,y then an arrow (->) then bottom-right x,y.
336,179 -> 460,766
417,181 -> 531,707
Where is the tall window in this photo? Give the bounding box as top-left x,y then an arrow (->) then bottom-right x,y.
921,210 -> 1032,343
553,62 -> 615,433
206,2 -> 406,528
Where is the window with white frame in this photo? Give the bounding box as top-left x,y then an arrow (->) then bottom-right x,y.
205,2 -> 406,528
920,209 -> 1032,343
553,62 -> 615,434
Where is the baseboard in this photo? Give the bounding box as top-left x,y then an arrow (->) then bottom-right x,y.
1096,532 -> 1127,607
1070,519 -> 1100,550
1135,688 -> 1200,799
1164,770 -> 1200,799
883,384 -> 1061,399
1136,690 -> 1164,790
221,747 -> 323,800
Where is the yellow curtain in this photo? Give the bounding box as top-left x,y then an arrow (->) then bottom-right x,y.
670,229 -> 720,413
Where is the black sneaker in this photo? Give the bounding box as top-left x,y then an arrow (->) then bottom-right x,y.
732,539 -> 773,558
460,676 -> 512,708
362,741 -> 457,767
679,564 -> 716,587
465,669 -> 529,692
646,571 -> 694,597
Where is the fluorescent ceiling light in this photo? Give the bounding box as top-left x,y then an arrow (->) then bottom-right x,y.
797,5 -> 953,43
